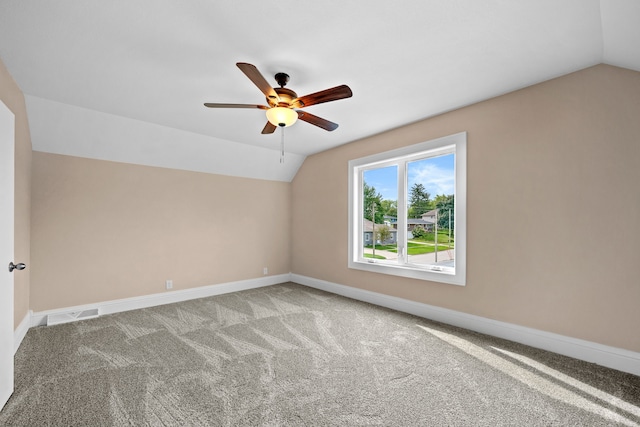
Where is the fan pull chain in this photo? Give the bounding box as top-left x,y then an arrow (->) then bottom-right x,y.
280,126 -> 285,163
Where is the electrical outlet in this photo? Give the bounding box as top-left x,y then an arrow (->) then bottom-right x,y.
165,280 -> 173,290
263,267 -> 268,275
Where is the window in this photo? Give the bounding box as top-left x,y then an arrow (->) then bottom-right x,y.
348,132 -> 466,285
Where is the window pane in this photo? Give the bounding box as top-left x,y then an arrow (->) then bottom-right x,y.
406,154 -> 455,270
362,166 -> 397,264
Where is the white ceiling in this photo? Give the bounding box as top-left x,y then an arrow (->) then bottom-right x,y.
1,0 -> 638,181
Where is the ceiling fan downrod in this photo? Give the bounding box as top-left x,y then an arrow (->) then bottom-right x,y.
274,72 -> 290,88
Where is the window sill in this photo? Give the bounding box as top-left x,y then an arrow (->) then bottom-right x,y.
348,259 -> 465,286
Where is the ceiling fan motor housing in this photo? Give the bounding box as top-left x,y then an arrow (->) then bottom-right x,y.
268,87 -> 298,108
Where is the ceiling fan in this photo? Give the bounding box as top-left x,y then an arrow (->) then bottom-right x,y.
204,62 -> 353,134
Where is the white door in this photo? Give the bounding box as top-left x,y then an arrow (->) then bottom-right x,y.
0,100 -> 15,410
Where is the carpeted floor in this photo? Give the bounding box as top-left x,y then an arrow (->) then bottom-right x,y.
1,282 -> 639,426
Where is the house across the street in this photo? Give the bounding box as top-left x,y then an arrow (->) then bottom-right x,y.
363,218 -> 397,245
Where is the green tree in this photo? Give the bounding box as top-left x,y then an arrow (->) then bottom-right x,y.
408,183 -> 431,218
375,224 -> 392,243
380,199 -> 397,218
434,194 -> 455,230
363,182 -> 384,223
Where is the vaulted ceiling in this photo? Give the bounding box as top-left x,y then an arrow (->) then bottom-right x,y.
1,1 -> 638,181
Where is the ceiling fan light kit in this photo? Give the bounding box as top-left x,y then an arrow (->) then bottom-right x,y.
265,106 -> 298,127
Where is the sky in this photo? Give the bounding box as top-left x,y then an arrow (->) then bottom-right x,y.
364,153 -> 454,201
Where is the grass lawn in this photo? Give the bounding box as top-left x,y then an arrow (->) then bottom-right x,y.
365,241 -> 453,255
364,253 -> 386,259
405,243 -> 452,255
415,230 -> 454,244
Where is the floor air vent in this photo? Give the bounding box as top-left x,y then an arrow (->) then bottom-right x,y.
46,308 -> 100,326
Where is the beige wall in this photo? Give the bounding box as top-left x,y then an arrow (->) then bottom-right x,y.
0,58 -> 31,329
31,153 -> 291,311
291,64 -> 640,352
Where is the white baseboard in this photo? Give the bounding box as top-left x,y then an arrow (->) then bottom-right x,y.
31,273 -> 292,328
291,274 -> 640,377
14,310 -> 31,355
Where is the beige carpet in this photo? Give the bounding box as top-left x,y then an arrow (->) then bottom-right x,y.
1,282 -> 639,426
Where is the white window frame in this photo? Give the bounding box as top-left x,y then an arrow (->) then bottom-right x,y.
348,132 -> 467,286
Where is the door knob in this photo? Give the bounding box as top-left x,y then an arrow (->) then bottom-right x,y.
8,262 -> 26,273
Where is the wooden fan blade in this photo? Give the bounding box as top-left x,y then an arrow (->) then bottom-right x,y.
236,63 -> 280,102
261,122 -> 277,134
297,111 -> 339,131
291,85 -> 352,108
204,103 -> 269,109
